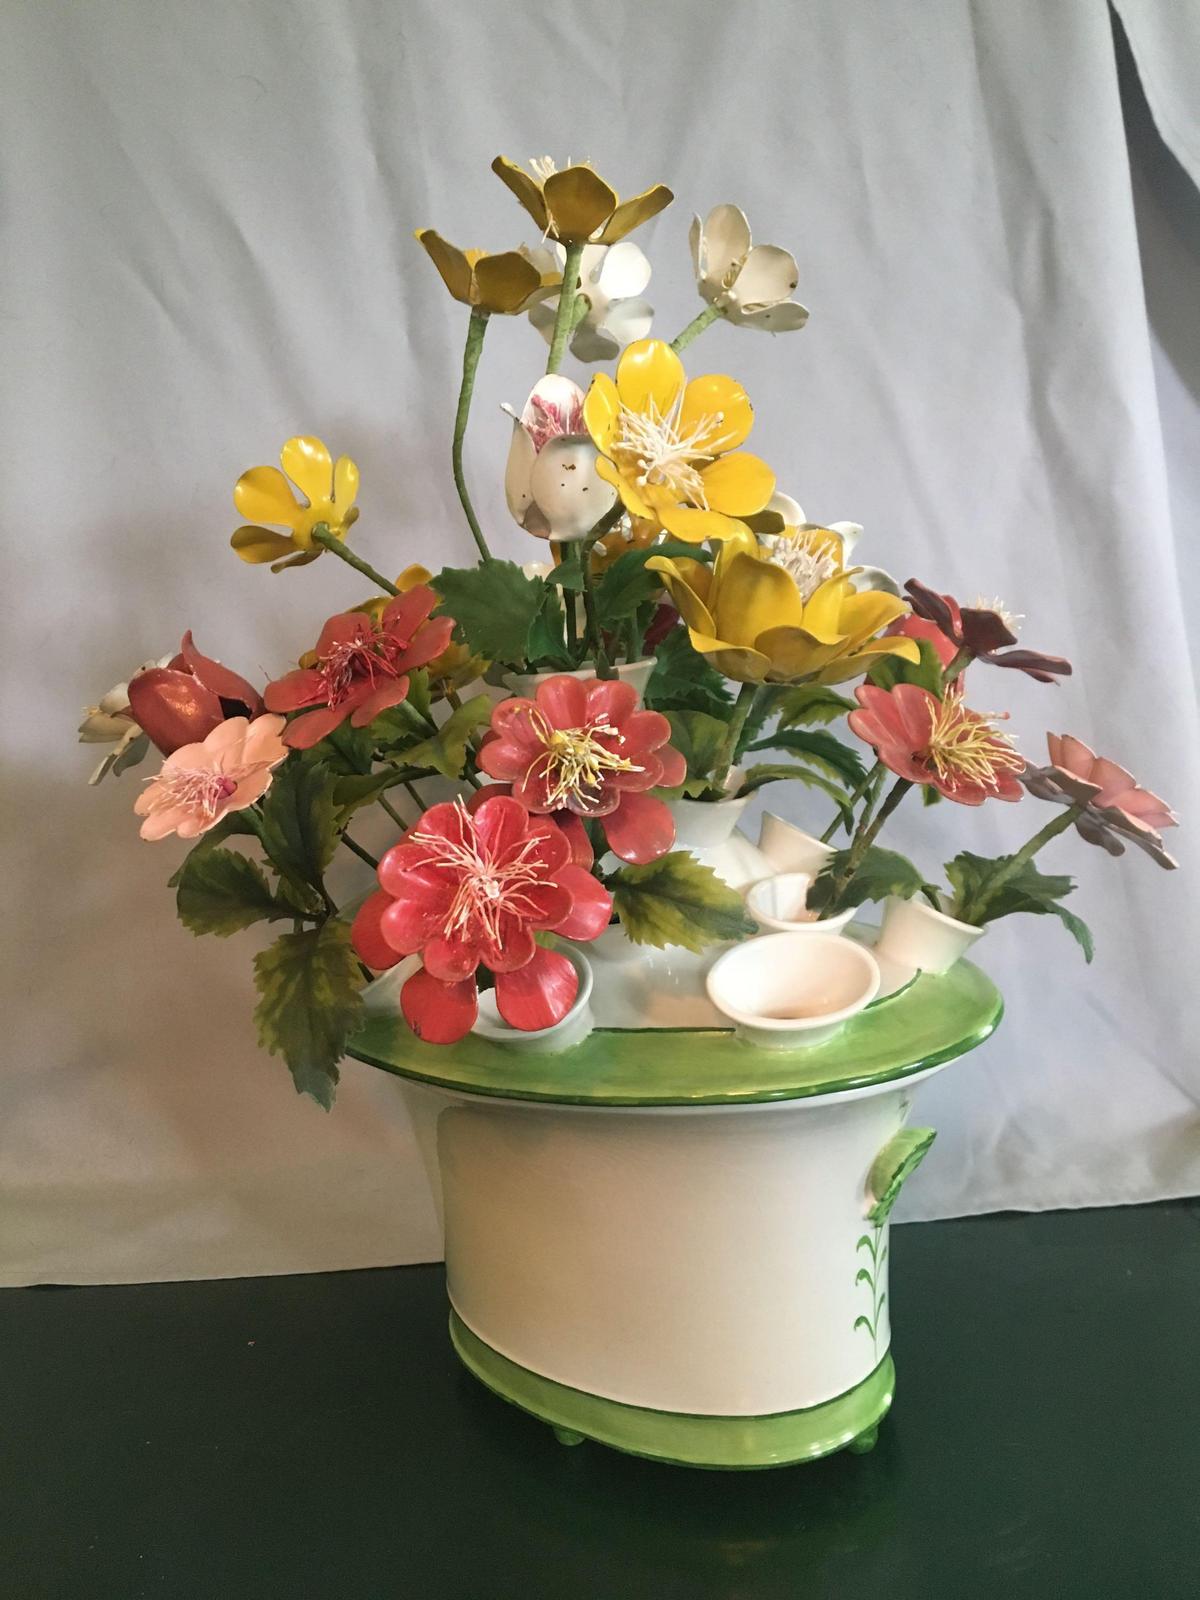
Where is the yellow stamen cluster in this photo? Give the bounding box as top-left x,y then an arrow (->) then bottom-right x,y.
530,710 -> 642,810
925,691 -> 1023,790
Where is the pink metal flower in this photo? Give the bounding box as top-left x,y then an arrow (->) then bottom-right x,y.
849,683 -> 1025,805
477,675 -> 686,864
902,580 -> 1071,683
1022,734 -> 1178,868
134,715 -> 288,840
884,612 -> 959,671
264,586 -> 454,750
126,632 -> 264,756
351,794 -> 613,1044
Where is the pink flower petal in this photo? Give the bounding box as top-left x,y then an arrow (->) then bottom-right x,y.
494,946 -> 579,1031
535,675 -> 589,728
352,891 -> 404,970
401,968 -> 478,1044
601,790 -> 676,864
264,669 -> 326,714
551,865 -> 613,940
349,674 -> 411,726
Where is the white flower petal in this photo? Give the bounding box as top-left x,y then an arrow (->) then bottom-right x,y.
529,436 -> 618,542
730,244 -> 800,311
504,420 -> 537,525
728,298 -> 810,331
767,491 -> 807,527
826,520 -> 863,559
595,241 -> 651,301
527,298 -> 556,344
851,564 -> 902,597
697,204 -> 751,292
569,322 -> 622,363
689,214 -> 704,285
596,295 -> 654,347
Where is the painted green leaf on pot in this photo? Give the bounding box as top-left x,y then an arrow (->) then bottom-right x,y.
253,919 -> 364,1109
610,851 -> 756,952
745,728 -> 866,787
644,629 -> 732,716
256,759 -> 339,901
661,710 -> 728,798
175,846 -> 300,938
432,561 -> 546,665
808,846 -> 929,913
400,694 -> 493,780
867,1127 -> 937,1223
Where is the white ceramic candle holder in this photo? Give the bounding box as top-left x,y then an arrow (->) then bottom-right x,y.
705,932 -> 881,1050
875,895 -> 985,975
745,872 -> 856,936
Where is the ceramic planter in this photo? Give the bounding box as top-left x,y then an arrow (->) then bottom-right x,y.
349,949 -> 1002,1470
876,895 -> 985,975
501,659 -> 657,701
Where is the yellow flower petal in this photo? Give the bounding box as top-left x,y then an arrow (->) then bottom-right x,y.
595,453 -> 655,519
645,555 -> 717,635
396,564 -> 434,592
679,375 -> 754,454
491,156 -> 549,231
231,525 -> 300,563
281,436 -> 334,505
333,455 -> 359,511
690,634 -> 772,683
474,250 -> 545,314
233,467 -> 300,528
697,451 -> 775,516
415,229 -> 473,304
543,165 -> 618,242
597,184 -> 674,243
615,338 -> 684,418
583,373 -> 622,454
716,549 -> 807,646
657,505 -> 750,544
832,589 -> 912,651
810,635 -> 921,685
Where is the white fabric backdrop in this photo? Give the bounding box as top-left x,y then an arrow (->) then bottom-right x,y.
3,0 -> 1198,1286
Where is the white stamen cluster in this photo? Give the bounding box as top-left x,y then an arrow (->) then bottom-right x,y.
408,804 -> 549,947
611,395 -> 726,509
760,532 -> 840,600
970,595 -> 1024,634
527,708 -> 642,810
150,767 -> 238,818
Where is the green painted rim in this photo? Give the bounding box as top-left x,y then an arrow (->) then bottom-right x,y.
347,954 -> 1002,1108
449,1310 -> 894,1470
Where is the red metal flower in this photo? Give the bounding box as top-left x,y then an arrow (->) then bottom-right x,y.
264,586 -> 453,750
902,580 -> 1071,683
1022,734 -> 1178,868
848,682 -> 1025,805
126,632 -> 264,756
351,794 -> 613,1044
477,675 -> 686,864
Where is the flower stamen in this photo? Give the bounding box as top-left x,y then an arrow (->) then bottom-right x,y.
612,395 -> 727,509
760,530 -> 840,600
521,707 -> 642,810
146,766 -> 239,819
923,691 -> 1024,795
409,802 -> 550,948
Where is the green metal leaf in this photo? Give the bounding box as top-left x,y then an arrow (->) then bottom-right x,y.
774,684 -> 857,728
808,846 -> 928,913
643,629 -> 732,716
737,764 -> 853,825
867,637 -> 945,698
595,541 -> 711,629
253,920 -> 365,1109
166,811 -> 259,889
661,710 -> 728,798
401,694 -> 493,780
745,728 -> 866,787
175,847 -> 298,938
432,561 -> 547,666
610,851 -> 756,953
256,759 -> 338,899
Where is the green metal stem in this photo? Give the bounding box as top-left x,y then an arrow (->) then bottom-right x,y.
712,682 -> 760,794
957,802 -> 1084,923
670,303 -> 722,352
310,527 -> 398,595
545,241 -> 585,374
453,308 -> 493,563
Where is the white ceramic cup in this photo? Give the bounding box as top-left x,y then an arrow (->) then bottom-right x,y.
472,946 -> 595,1053
705,932 -> 881,1050
745,873 -> 856,936
755,814 -> 839,877
875,895 -> 984,975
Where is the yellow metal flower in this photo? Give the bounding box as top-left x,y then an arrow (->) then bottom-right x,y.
583,338 -> 775,543
350,566 -> 487,691
414,232 -> 559,315
231,436 -> 359,572
646,528 -> 921,685
491,156 -> 672,246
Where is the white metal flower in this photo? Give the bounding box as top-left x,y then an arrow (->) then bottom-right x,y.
689,205 -> 809,331
503,375 -> 619,543
528,242 -> 654,362
78,658 -> 170,785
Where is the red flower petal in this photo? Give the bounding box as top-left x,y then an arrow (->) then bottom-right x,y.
263,668 -> 325,714
481,920 -> 537,973
535,674 -> 589,728
382,586 -> 437,644
281,704 -> 351,749
394,615 -> 455,672
464,783 -> 512,813
314,612 -> 374,658
127,668 -> 224,756
654,745 -> 687,789
401,968 -> 478,1044
584,677 -> 638,726
553,812 -> 594,867
551,865 -> 613,941
380,880 -> 454,955
472,793 -> 535,857
478,736 -> 539,783
423,933 -> 483,982
494,946 -> 579,1032
351,891 -> 403,970
349,674 -> 411,726
519,815 -> 572,874
178,632 -> 264,716
601,790 -> 676,864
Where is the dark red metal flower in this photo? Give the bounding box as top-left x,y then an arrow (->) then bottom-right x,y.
902,580 -> 1071,683
126,632 -> 264,756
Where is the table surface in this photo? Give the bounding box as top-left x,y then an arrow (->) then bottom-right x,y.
4,1202 -> 1197,1599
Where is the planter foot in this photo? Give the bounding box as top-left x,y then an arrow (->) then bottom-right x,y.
846,1424 -> 879,1454
553,1425 -> 585,1447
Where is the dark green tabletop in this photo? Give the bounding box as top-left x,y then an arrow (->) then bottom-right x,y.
3,1202 -> 1197,1599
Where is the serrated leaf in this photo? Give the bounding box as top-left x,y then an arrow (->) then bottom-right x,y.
644,628 -> 733,716
525,585 -> 575,669
546,554 -> 585,591
947,852 -> 1093,960
175,847 -> 297,938
432,561 -> 546,666
775,684 -> 857,729
737,762 -> 854,825
166,811 -> 260,888
662,710 -> 729,798
401,694 -> 493,780
808,846 -> 929,913
256,759 -> 338,897
299,720 -> 375,776
595,542 -> 711,629
253,920 -> 365,1109
745,729 -> 866,788
868,637 -> 945,698
610,851 -> 756,952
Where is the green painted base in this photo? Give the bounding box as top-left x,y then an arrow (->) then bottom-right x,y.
449,1310 -> 894,1470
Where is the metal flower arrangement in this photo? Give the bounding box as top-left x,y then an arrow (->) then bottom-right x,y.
81,156 -> 1178,1105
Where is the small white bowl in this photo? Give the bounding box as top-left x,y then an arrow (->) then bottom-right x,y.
473,946 -> 595,1053
706,932 -> 880,1050
875,895 -> 984,975
745,872 -> 855,936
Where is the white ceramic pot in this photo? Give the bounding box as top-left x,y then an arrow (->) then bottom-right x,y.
706,931 -> 880,1049
745,872 -> 856,936
398,1070 -> 941,1457
665,784 -> 772,890
472,947 -> 595,1053
756,814 -> 839,878
875,895 -> 985,975
501,658 -> 657,702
